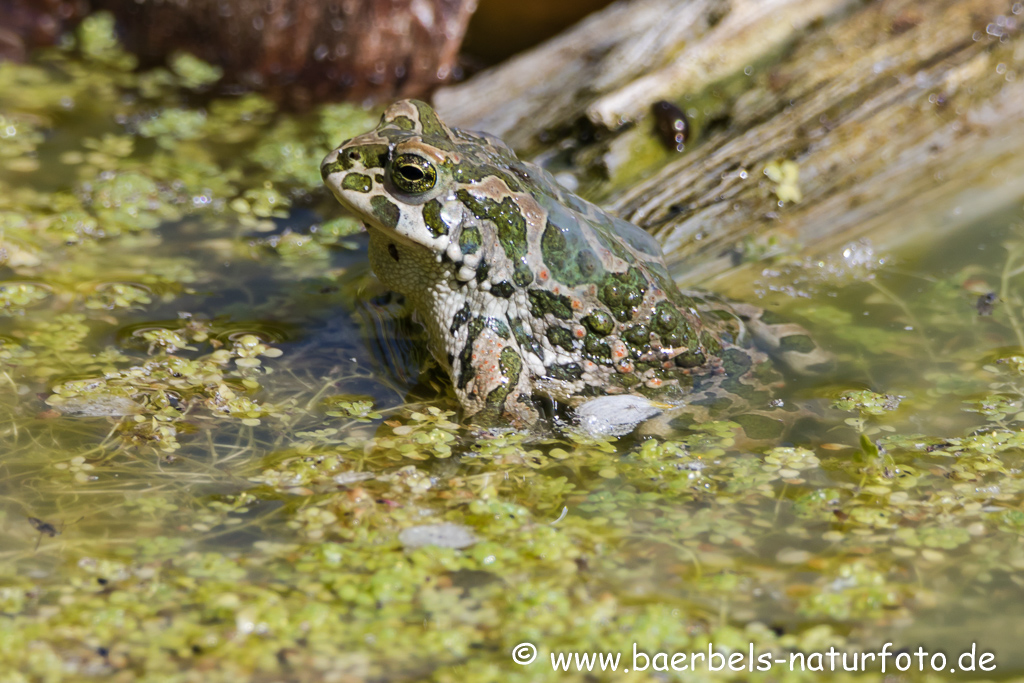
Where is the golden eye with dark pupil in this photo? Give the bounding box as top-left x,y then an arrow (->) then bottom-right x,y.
390,154 -> 437,194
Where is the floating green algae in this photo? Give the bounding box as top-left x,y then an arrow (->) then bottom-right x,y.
5,13 -> 1024,683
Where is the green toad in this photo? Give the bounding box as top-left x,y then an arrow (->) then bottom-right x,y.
322,100 -> 827,430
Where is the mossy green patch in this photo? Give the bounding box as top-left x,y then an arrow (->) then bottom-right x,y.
326,143 -> 389,177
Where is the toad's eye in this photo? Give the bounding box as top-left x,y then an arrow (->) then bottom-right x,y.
390,154 -> 437,194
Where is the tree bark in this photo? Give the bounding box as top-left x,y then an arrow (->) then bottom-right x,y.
435,0 -> 1024,285
0,0 -> 478,106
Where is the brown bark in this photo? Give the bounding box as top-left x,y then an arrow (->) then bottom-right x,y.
97,0 -> 478,105
1,0 -> 477,105
0,0 -> 87,61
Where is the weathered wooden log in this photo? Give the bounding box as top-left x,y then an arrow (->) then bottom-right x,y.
435,0 -> 1024,285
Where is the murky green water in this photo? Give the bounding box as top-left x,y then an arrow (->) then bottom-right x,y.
4,14 -> 1024,683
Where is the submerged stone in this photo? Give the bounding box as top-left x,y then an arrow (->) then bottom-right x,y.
398,523 -> 479,549
574,394 -> 668,437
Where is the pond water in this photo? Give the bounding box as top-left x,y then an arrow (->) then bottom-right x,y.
3,15 -> 1024,683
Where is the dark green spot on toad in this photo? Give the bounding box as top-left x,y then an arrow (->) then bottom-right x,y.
339,144 -> 389,171
341,173 -> 372,193
547,363 -> 583,381
547,326 -> 575,351
584,334 -> 611,360
674,350 -> 706,368
583,309 -> 615,336
370,196 -> 399,228
509,317 -> 543,359
412,100 -> 454,150
459,226 -> 481,255
598,268 -> 648,322
484,317 -> 510,339
623,324 -> 650,346
457,189 -> 531,286
652,301 -> 682,335
449,163 -> 522,193
456,318 -> 486,390
484,347 -> 523,410
449,302 -> 471,334
422,199 -> 448,237
529,289 -> 574,320
391,115 -> 415,131
490,281 -> 515,298
540,219 -> 606,287
321,160 -> 346,180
